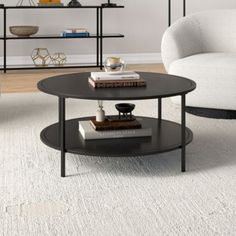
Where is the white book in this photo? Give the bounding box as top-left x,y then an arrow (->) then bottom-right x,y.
78,119 -> 152,140
63,28 -> 88,33
90,71 -> 140,81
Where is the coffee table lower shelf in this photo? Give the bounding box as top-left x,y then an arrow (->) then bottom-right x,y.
40,116 -> 193,157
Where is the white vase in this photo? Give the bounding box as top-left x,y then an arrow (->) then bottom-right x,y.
96,108 -> 105,122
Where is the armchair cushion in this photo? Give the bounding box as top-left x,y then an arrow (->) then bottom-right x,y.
170,53 -> 236,110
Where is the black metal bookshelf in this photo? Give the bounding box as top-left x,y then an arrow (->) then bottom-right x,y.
168,0 -> 186,26
0,5 -> 124,73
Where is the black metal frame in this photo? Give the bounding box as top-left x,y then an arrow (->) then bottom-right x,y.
58,96 -> 187,177
158,96 -> 186,173
168,0 -> 186,26
36,69 -> 197,178
0,5 -> 124,73
59,97 -> 66,177
181,95 -> 186,172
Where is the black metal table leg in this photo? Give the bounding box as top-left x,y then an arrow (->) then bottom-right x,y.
168,0 -> 171,27
168,0 -> 186,27
158,98 -> 162,120
183,0 -> 186,17
59,97 -> 66,177
3,8 -> 6,73
96,8 -> 99,67
100,7 -> 103,70
181,94 -> 186,172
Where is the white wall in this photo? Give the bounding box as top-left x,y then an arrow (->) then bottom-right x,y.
1,0 -> 236,60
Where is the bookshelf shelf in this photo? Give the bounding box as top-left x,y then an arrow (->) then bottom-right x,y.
0,34 -> 124,40
3,5 -> 124,9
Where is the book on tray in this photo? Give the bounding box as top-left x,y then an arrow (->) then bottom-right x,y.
78,118 -> 152,140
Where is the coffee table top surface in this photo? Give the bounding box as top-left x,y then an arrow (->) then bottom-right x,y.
37,72 -> 196,100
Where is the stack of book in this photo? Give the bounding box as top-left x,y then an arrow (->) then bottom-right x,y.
88,71 -> 146,88
38,0 -> 64,6
61,28 -> 90,37
78,117 -> 152,140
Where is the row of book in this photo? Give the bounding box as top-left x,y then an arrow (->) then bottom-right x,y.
61,28 -> 90,37
89,71 -> 146,88
38,3 -> 64,6
79,117 -> 152,140
38,0 -> 64,7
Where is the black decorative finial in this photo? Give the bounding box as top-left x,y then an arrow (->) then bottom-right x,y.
101,0 -> 117,7
68,0 -> 82,7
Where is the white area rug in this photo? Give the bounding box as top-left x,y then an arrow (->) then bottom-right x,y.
0,92 -> 236,236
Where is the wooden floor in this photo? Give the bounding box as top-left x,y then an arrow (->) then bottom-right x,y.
0,64 -> 166,93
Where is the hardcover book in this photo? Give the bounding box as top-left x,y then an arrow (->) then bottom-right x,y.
78,119 -> 152,140
39,0 -> 61,3
90,116 -> 142,131
38,3 -> 64,6
63,28 -> 88,33
62,32 -> 90,37
90,71 -> 140,81
88,77 -> 146,88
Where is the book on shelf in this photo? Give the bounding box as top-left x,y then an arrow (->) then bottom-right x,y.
90,116 -> 142,131
39,0 -> 61,3
38,3 -> 64,6
63,28 -> 88,33
78,119 -> 152,140
88,77 -> 146,88
61,32 -> 90,37
90,71 -> 140,81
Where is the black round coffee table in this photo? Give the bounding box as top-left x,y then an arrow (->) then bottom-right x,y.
38,72 -> 196,177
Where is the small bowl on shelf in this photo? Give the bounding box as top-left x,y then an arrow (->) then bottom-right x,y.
9,26 -> 39,37
115,103 -> 135,114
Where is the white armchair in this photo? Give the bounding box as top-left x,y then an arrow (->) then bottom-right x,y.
161,9 -> 236,117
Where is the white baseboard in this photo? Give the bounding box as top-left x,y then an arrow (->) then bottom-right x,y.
0,53 -> 162,66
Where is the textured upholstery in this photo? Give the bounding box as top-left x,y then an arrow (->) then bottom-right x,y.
161,17 -> 203,71
161,10 -> 236,110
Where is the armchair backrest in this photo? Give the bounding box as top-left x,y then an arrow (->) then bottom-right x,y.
161,9 -> 236,71
194,9 -> 236,52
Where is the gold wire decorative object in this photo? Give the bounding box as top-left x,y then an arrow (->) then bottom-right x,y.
16,0 -> 36,6
51,53 -> 67,66
31,48 -> 51,67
